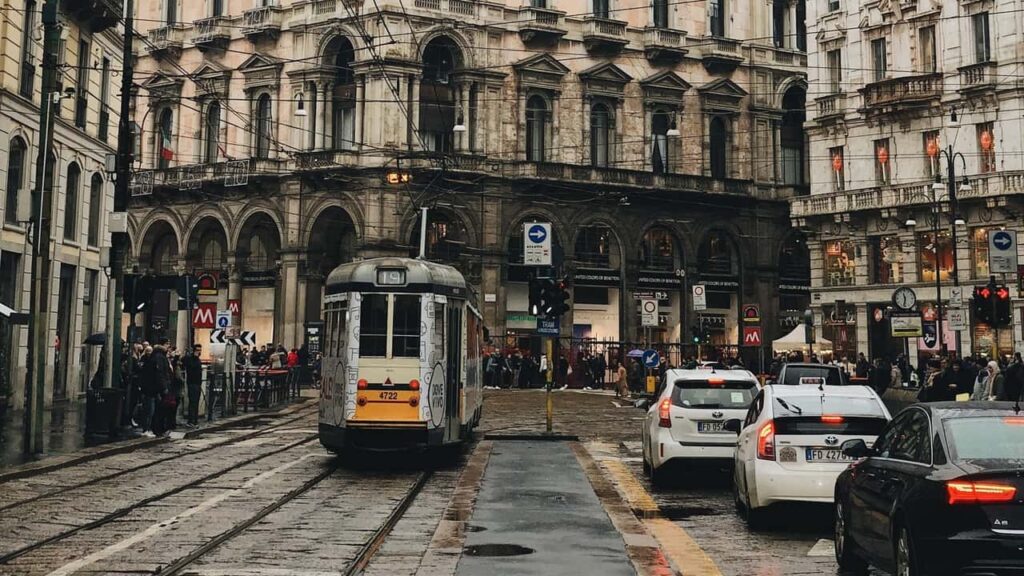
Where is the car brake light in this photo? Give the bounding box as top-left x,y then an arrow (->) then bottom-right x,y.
658,398 -> 672,428
357,379 -> 368,390
757,420 -> 775,460
1003,417 -> 1024,425
947,481 -> 1017,505
409,379 -> 420,391
707,378 -> 725,387
821,415 -> 844,424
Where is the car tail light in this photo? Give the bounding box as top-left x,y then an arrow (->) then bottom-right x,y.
707,378 -> 725,387
821,415 -> 844,424
357,379 -> 368,390
947,481 -> 1017,505
1003,417 -> 1024,425
757,420 -> 775,461
409,397 -> 419,407
658,398 -> 672,428
409,379 -> 420,391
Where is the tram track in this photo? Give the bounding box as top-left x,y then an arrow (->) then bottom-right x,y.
0,433 -> 319,567
0,404 -> 319,514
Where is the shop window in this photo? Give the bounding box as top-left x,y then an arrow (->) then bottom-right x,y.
706,292 -> 732,309
923,130 -> 940,178
824,240 -> 856,287
574,286 -> 609,305
869,235 -> 903,284
917,231 -> 954,282
829,146 -> 844,191
874,138 -> 891,185
639,228 -> 676,270
700,232 -> 736,276
575,225 -> 614,267
972,228 -> 990,279
977,123 -> 995,173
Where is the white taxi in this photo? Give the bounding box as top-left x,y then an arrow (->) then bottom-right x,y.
642,369 -> 759,485
727,384 -> 891,528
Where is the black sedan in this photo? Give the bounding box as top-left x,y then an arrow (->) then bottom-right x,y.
834,402 -> 1023,576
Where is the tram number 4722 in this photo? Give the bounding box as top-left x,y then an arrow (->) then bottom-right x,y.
379,391 -> 399,401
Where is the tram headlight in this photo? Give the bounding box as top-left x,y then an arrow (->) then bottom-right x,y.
409,397 -> 419,407
357,396 -> 367,406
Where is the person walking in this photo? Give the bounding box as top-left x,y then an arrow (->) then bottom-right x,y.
184,344 -> 204,427
999,353 -> 1024,401
140,344 -> 172,436
613,360 -> 628,398
855,353 -> 871,378
972,360 -> 1003,401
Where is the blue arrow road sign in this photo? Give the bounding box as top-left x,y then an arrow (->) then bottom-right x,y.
528,224 -> 548,244
993,231 -> 1013,250
642,349 -> 660,369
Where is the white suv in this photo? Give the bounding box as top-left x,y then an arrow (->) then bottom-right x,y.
728,384 -> 891,528
642,369 -> 759,485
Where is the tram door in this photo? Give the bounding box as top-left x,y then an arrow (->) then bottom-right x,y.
445,306 -> 463,442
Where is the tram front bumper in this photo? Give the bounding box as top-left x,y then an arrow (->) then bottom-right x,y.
319,422 -> 444,452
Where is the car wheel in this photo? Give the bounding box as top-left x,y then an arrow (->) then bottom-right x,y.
732,474 -> 746,515
744,485 -> 768,530
895,524 -> 918,576
642,444 -> 651,476
834,499 -> 869,574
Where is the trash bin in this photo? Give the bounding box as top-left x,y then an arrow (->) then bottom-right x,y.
85,387 -> 124,436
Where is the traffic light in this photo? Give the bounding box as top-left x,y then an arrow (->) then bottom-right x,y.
549,280 -> 571,317
123,274 -> 153,313
176,274 -> 199,309
995,285 -> 1012,327
528,277 -> 543,316
973,285 -> 993,325
690,325 -> 700,344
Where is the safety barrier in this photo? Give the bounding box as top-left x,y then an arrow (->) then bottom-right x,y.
234,368 -> 302,412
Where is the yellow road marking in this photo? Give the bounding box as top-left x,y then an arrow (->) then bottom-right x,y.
600,457 -> 724,576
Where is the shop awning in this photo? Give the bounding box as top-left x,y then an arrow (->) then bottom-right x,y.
772,323 -> 831,350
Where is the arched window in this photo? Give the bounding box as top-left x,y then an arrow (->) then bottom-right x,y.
199,230 -> 225,270
409,211 -> 467,262
699,231 -> 736,276
575,224 -> 616,267
590,103 -> 613,168
332,38 -> 356,151
709,116 -> 728,179
526,95 -> 549,162
157,108 -> 174,170
4,137 -> 27,225
651,110 -> 671,174
152,234 -> 177,275
420,37 -> 461,153
204,101 -> 221,163
639,228 -> 677,270
63,162 -> 81,241
87,174 -> 103,246
254,94 -> 273,159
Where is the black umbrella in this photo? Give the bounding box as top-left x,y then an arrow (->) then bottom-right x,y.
84,332 -> 107,346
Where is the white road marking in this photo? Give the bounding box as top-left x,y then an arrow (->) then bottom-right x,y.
807,538 -> 835,557
45,452 -> 326,576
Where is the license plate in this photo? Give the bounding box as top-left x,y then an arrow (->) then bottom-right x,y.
805,448 -> 855,462
697,421 -> 726,433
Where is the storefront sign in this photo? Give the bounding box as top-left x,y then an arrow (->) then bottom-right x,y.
197,272 -> 219,296
574,268 -> 620,287
742,304 -> 760,324
636,270 -> 681,289
779,284 -> 812,293
506,312 -> 538,330
890,313 -> 923,338
701,279 -> 740,289
242,270 -> 277,287
633,290 -> 670,302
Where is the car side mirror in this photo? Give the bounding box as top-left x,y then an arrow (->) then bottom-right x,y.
723,419 -> 742,434
841,438 -> 871,458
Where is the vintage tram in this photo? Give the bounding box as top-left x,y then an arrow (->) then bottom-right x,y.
318,257 -> 483,452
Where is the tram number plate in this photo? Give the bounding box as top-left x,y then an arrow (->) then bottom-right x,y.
378,391 -> 399,401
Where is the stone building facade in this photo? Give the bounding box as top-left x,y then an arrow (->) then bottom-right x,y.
798,0 -> 1024,364
0,0 -> 122,407
129,0 -> 810,363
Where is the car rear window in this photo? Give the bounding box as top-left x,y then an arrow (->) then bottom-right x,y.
774,416 -> 888,436
772,395 -> 886,418
943,417 -> 1024,462
780,366 -> 847,386
672,379 -> 756,409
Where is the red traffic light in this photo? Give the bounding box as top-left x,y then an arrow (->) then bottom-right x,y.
978,287 -> 992,299
996,286 -> 1010,300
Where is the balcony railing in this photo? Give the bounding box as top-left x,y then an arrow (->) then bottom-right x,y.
193,16 -> 230,46
860,73 -> 942,109
582,17 -> 629,51
958,61 -> 997,91
700,36 -> 744,71
791,171 -> 1024,219
518,6 -> 567,43
643,27 -> 687,60
412,0 -> 478,15
242,6 -> 284,37
815,93 -> 846,118
60,0 -> 122,33
507,162 -> 754,195
145,25 -> 185,55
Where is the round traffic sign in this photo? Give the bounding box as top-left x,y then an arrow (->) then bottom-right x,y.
642,349 -> 660,369
693,285 -> 705,295
642,300 -> 657,314
527,224 -> 548,244
993,231 -> 1013,251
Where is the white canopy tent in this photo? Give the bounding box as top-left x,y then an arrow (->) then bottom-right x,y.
772,323 -> 832,352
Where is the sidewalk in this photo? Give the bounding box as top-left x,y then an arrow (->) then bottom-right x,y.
456,440 -> 635,576
0,390 -> 316,472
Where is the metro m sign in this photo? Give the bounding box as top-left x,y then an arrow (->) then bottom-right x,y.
742,326 -> 763,347
192,303 -> 217,329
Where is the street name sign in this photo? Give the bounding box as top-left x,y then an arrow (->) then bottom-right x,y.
989,230 -> 1018,273
523,223 -> 552,266
536,317 -> 559,335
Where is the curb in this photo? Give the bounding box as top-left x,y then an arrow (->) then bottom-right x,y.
0,397 -> 315,483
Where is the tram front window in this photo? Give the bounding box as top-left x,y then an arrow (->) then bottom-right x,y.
360,294 -> 388,357
392,295 -> 421,357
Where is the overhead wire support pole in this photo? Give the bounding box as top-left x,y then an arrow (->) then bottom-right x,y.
104,0 -> 135,416
24,0 -> 60,455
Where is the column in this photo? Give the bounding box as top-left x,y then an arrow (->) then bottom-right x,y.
551,94 -> 560,163
324,81 -> 335,150
316,82 -> 328,150
581,95 -> 591,166
409,75 -> 421,151
354,76 -> 365,151
278,252 -> 301,349
788,0 -> 798,50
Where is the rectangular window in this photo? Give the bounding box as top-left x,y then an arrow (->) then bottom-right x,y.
772,0 -> 786,47
973,12 -> 990,63
871,38 -> 887,82
828,0 -> 839,12
19,0 -> 36,98
391,295 -> 421,358
918,231 -> 954,283
829,146 -> 844,191
827,49 -> 842,93
709,0 -> 725,36
99,57 -> 110,141
593,0 -> 609,19
652,0 -> 669,27
824,240 -> 856,287
919,26 -> 936,73
869,235 -> 904,284
977,122 -> 995,173
166,0 -> 177,25
212,0 -> 224,16
0,251 -> 20,396
923,130 -> 940,178
796,0 -> 806,51
874,139 -> 891,185
359,294 -> 388,357
972,228 -> 990,279
531,0 -> 547,7
75,39 -> 89,128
